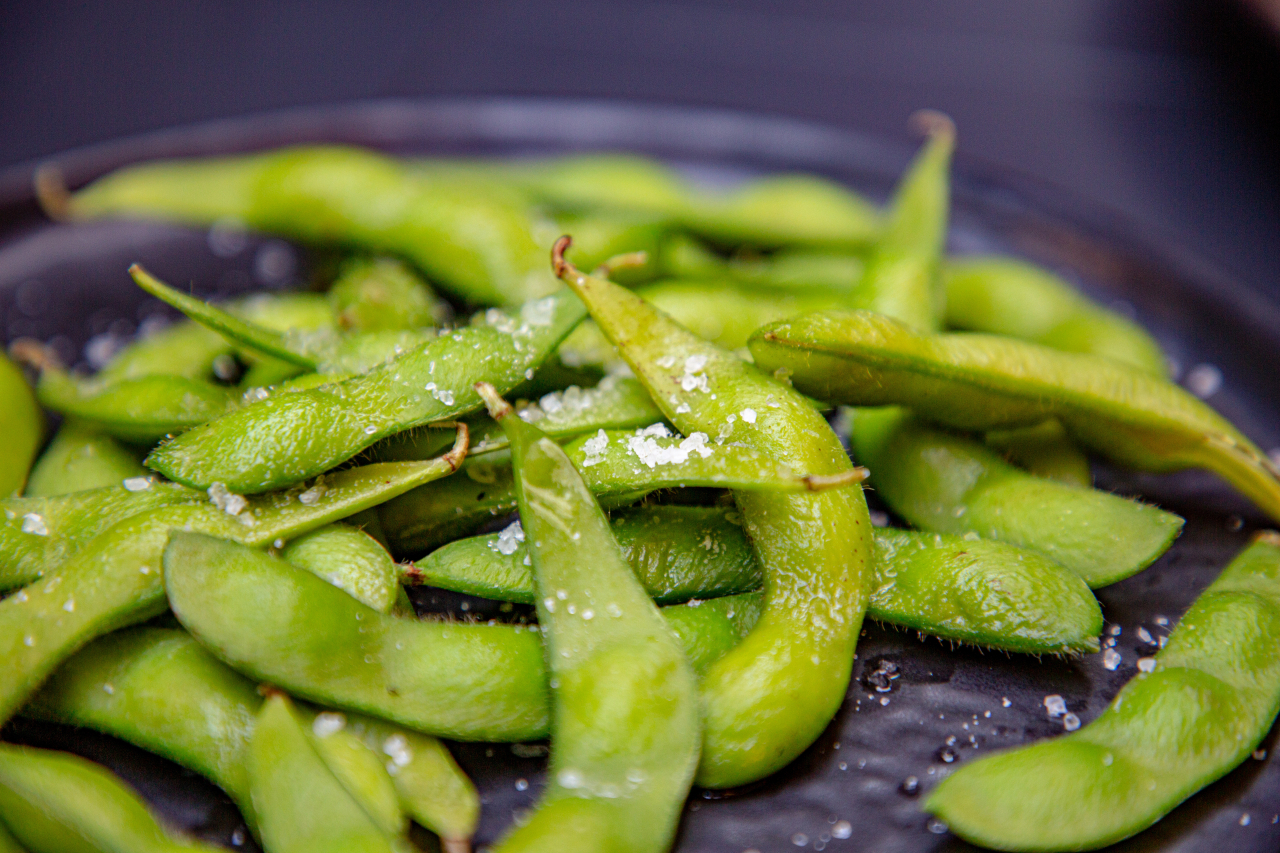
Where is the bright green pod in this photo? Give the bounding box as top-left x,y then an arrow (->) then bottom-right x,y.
559,278 -> 848,370
0,352 -> 42,498
94,320 -> 231,384
984,419 -> 1092,487
379,425 -> 863,555
26,628 -> 481,849
417,506 -> 1102,654
543,210 -> 669,283
656,593 -> 760,676
161,531 -> 752,743
165,532 -> 552,742
480,385 -> 699,853
375,374 -> 666,463
328,256 -> 450,332
944,255 -> 1169,376
927,532 -> 1280,851
852,408 -> 1182,587
281,523 -> 400,612
24,627 -> 259,819
500,153 -> 690,215
35,366 -> 234,444
249,693 -> 403,853
748,309 -> 1280,522
0,444 -> 467,727
24,420 -> 149,498
848,114 -> 954,332
67,147 -> 561,306
684,173 -> 882,249
1,481 -> 202,591
553,240 -> 873,789
146,290 -> 585,493
659,235 -> 865,292
412,505 -> 761,606
0,743 -> 223,853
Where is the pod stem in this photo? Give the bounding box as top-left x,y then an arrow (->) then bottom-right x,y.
474,382 -> 513,421
439,421 -> 471,472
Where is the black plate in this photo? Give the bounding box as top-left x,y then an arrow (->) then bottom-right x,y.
3,98 -> 1280,853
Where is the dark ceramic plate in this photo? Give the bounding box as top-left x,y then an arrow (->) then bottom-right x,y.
3,99 -> 1280,853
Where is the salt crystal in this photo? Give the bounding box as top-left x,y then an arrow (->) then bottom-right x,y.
1043,695 -> 1067,718
122,476 -> 152,491
1103,648 -> 1122,670
490,520 -> 526,555
740,408 -> 757,424
313,712 -> 346,738
1137,657 -> 1157,673
21,513 -> 48,536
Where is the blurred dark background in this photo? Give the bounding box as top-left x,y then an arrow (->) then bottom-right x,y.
2,1 -> 1278,301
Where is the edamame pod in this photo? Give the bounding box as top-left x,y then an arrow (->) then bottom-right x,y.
147,291 -> 585,493
328,256 -> 450,332
983,418 -> 1092,487
165,532 -> 552,742
24,419 -> 148,497
659,235 -> 864,292
0,438 -> 467,726
944,255 -> 1169,376
852,408 -> 1182,587
65,147 -> 561,306
281,523 -> 401,612
416,507 -> 1102,654
558,279 -> 848,369
748,309 -> 1280,522
553,239 -> 874,788
380,425 -> 863,555
0,352 -> 41,498
927,532 -> 1280,851
24,627 -> 259,818
1,481 -> 202,591
684,173 -> 881,248
249,693 -> 403,853
848,113 -> 953,332
0,743 -> 223,853
36,368 -> 235,443
94,320 -> 231,384
479,384 -> 699,853
27,628 -> 481,849
161,531 -> 755,743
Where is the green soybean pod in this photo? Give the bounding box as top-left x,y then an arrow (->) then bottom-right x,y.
0,352 -> 41,498
328,256 -> 450,333
249,693 -> 401,853
24,627 -> 259,819
659,235 -> 865,293
416,508 -> 1102,655
165,532 -> 552,741
24,420 -> 149,498
500,153 -> 690,215
684,173 -> 882,249
553,239 -> 873,789
848,112 -> 954,332
0,743 -> 223,853
94,320 -> 231,384
379,425 -> 863,555
852,408 -> 1182,587
27,628 -> 480,850
35,368 -> 236,443
944,255 -> 1169,376
927,532 -> 1280,851
411,505 -> 761,606
748,309 -> 1280,522
983,419 -> 1093,487
64,147 -> 560,306
480,384 -> 699,853
281,523 -> 401,613
146,290 -> 586,493
0,445 -> 467,727
1,481 -> 203,591
658,593 -> 761,676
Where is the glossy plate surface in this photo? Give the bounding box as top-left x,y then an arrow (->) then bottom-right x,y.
3,98 -> 1280,852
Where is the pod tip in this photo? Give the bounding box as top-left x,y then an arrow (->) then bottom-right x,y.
909,109 -> 956,142
551,235 -> 574,278
1253,530 -> 1280,547
33,163 -> 72,221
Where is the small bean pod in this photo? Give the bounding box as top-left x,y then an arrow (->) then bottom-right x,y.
0,352 -> 42,498
480,384 -> 699,853
927,532 -> 1280,851
23,419 -> 148,498
748,309 -> 1280,522
0,742 -> 223,853
851,408 -> 1183,587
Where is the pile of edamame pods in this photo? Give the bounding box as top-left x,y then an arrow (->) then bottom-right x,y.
3,112 -> 1280,853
